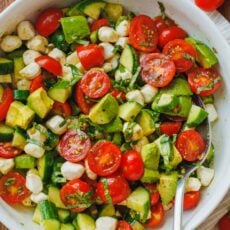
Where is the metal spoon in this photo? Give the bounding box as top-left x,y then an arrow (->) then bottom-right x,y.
173,95 -> 212,230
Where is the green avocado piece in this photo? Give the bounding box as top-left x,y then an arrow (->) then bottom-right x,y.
141,169 -> 160,183
104,3 -> 123,21
155,93 -> 179,112
187,104 -> 208,127
167,145 -> 183,170
119,101 -> 142,122
103,116 -> 123,133
73,213 -> 96,230
89,94 -> 119,124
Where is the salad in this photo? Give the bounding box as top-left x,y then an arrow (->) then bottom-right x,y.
0,0 -> 221,229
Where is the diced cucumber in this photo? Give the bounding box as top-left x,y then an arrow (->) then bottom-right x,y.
58,209 -> 71,223
141,168 -> 160,183
14,154 -> 36,169
41,219 -> 61,230
39,200 -> 59,220
61,223 -> 75,230
12,127 -> 27,150
0,74 -> 12,83
14,90 -> 30,101
51,160 -> 66,184
156,93 -> 179,112
0,123 -> 14,142
104,3 -> 123,21
0,57 -> 14,74
187,104 -> 208,127
48,185 -> 66,209
99,204 -> 115,217
73,213 -> 96,230
13,57 -> 24,83
90,30 -> 98,44
7,49 -> 25,59
202,95 -> 214,105
33,205 -> 42,224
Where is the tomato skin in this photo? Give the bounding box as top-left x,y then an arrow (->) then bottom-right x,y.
76,44 -> 104,71
218,213 -> 230,230
117,221 -> 133,230
30,75 -> 44,93
0,87 -> 13,121
188,68 -> 221,96
35,55 -> 62,76
0,171 -> 30,204
80,70 -> 111,99
111,89 -> 126,102
53,101 -> 72,117
129,15 -> 159,53
159,26 -> 187,47
97,173 -> 131,204
120,150 -> 144,181
144,184 -> 160,207
144,202 -> 164,228
176,130 -> 206,162
184,191 -> 201,210
195,0 -> 224,12
0,142 -> 22,159
60,179 -> 93,212
60,130 -> 91,163
160,122 -> 182,136
141,53 -> 176,87
35,8 -> 63,37
87,141 -> 122,176
153,16 -> 175,33
90,18 -> 110,31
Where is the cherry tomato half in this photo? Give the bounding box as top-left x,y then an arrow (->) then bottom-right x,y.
129,15 -> 158,53
0,87 -> 13,121
153,16 -> 175,33
90,18 -> 110,32
60,179 -> 93,212
97,173 -> 131,204
0,171 -> 30,204
76,44 -> 104,71
120,150 -> 144,181
163,39 -> 196,72
60,130 -> 91,163
35,55 -> 62,76
53,101 -> 72,117
87,141 -> 122,176
195,0 -> 224,12
0,142 -> 22,159
80,70 -> 111,99
184,191 -> 201,210
176,130 -> 206,162
30,75 -> 44,93
188,67 -> 221,96
218,212 -> 230,230
117,221 -> 133,230
35,8 -> 63,37
144,184 -> 160,207
111,89 -> 126,102
141,53 -> 176,87
160,121 -> 182,136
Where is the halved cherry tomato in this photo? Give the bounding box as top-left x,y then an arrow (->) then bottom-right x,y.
35,55 -> 62,76
129,15 -> 158,53
96,173 -> 131,204
60,179 -> 93,212
188,68 -> 221,96
87,141 -> 121,176
160,121 -> 182,136
0,172 -> 30,204
80,70 -> 111,99
218,212 -> 230,230
30,75 -> 44,93
0,142 -> 22,159
111,89 -> 126,102
53,101 -> 72,117
153,16 -> 175,33
141,53 -> 176,87
35,8 -> 63,37
144,184 -> 160,207
176,130 -> 206,162
117,221 -> 133,230
60,130 -> 91,163
184,191 -> 201,210
195,0 -> 224,12
163,39 -> 196,72
144,202 -> 164,228
159,26 -> 187,47
0,87 -> 13,121
120,150 -> 144,181
76,44 -> 104,71
90,18 -> 110,31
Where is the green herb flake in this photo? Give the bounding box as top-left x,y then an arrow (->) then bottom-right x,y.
4,177 -> 15,186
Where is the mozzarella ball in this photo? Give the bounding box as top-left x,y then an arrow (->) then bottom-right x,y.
23,50 -> 41,65
17,21 -> 36,40
0,35 -> 22,52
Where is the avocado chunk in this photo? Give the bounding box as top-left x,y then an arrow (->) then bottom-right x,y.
27,88 -> 54,119
73,213 -> 96,230
6,101 -> 35,129
104,3 -> 123,21
12,127 -> 27,149
119,101 -> 142,122
99,204 -> 115,217
14,154 -> 36,169
13,57 -> 24,83
131,221 -> 145,230
187,104 -> 208,127
155,93 -> 179,112
103,116 -> 123,133
157,172 -> 178,205
141,169 -> 160,183
167,146 -> 183,170
89,94 -> 119,124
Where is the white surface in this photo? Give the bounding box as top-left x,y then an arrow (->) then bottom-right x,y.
0,1 -> 230,230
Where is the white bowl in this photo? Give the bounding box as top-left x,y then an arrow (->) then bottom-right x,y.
0,0 -> 230,229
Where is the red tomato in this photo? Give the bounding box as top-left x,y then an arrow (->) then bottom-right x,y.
120,150 -> 144,181
30,75 -> 44,93
35,55 -> 62,76
90,18 -> 110,31
87,141 -> 122,176
75,82 -> 94,115
60,130 -> 91,163
218,212 -> 230,230
35,8 -> 63,37
0,172 -> 30,204
141,53 -> 176,87
188,68 -> 221,96
176,130 -> 206,162
160,122 -> 182,136
159,26 -> 187,47
97,173 -> 131,204
144,202 -> 164,228
80,70 -> 111,99
0,87 -> 13,121
195,0 -> 224,12
184,191 -> 201,210
0,142 -> 22,159
144,184 -> 160,207
76,44 -> 104,71
163,39 -> 196,72
111,89 -> 126,102
129,15 -> 159,53
60,179 -> 93,212
53,101 -> 72,117
117,221 -> 133,230
153,16 -> 175,33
